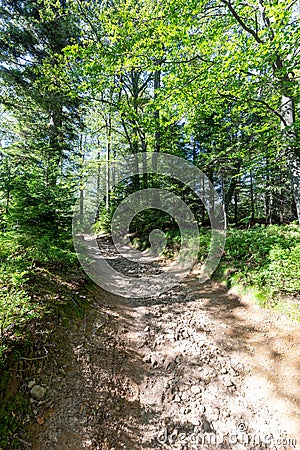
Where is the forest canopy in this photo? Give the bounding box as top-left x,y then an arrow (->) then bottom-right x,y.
0,0 -> 299,229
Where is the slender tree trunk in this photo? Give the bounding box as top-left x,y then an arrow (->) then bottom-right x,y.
112,146 -> 116,187
142,143 -> 148,189
265,157 -> 271,224
4,157 -> 11,215
249,169 -> 255,221
79,134 -> 84,226
131,71 -> 141,194
225,176 -> 238,217
132,143 -> 140,194
105,115 -> 112,210
48,107 -> 63,187
192,137 -> 197,165
280,94 -> 300,223
97,138 -> 101,208
234,189 -> 238,225
209,172 -> 215,223
152,66 -> 161,207
221,175 -> 225,210
202,174 -> 206,225
154,69 -> 161,154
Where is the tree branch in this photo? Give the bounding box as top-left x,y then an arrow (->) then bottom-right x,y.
218,91 -> 287,125
220,0 -> 263,43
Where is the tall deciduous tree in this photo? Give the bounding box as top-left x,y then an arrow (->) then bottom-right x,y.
197,0 -> 300,221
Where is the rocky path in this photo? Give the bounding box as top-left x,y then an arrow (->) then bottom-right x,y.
26,237 -> 300,449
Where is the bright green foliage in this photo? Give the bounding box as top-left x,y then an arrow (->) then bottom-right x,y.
222,223 -> 300,298
265,246 -> 300,294
0,229 -> 78,378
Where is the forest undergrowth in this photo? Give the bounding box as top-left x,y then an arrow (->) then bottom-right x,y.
0,222 -> 299,448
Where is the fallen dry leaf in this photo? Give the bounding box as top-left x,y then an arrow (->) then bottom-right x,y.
37,417 -> 45,425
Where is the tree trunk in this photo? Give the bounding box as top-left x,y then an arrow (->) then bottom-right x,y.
142,145 -> 148,189
105,116 -> 112,210
152,66 -> 161,208
265,157 -> 271,224
4,157 -> 11,215
47,107 -> 63,187
79,134 -> 84,226
97,138 -> 101,210
154,69 -> 161,154
224,176 -> 238,218
202,173 -> 206,225
249,168 -> 255,221
234,189 -> 238,225
280,94 -> 300,223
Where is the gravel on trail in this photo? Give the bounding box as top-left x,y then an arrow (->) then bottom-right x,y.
27,237 -> 300,450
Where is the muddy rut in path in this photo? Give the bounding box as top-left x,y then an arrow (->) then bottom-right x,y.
27,237 -> 300,450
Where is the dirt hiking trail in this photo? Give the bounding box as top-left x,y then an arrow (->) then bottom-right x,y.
26,237 -> 300,450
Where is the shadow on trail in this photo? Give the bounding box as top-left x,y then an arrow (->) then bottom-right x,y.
28,284 -> 163,449
127,276 -> 300,421
187,279 -> 300,408
88,234 -> 300,446
29,238 -> 300,449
